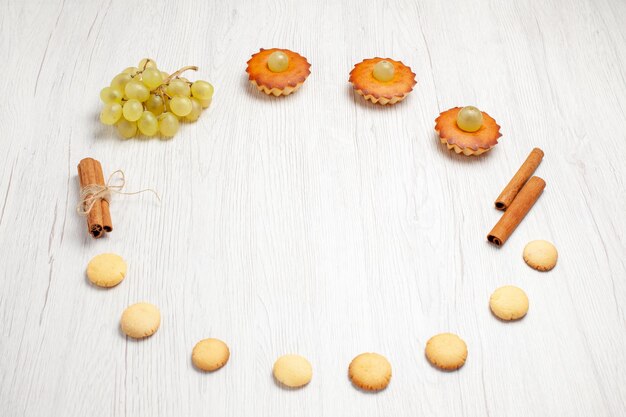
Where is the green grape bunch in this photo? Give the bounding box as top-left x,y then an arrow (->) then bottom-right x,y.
99,58 -> 214,139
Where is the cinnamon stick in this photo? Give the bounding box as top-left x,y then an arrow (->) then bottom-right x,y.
487,176 -> 546,246
495,148 -> 543,210
77,158 -> 111,238
93,159 -> 112,232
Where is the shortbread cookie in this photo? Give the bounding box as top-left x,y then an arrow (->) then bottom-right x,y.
86,253 -> 126,287
523,240 -> 558,271
425,333 -> 467,371
489,286 -> 529,320
348,352 -> 392,391
192,338 -> 230,371
273,354 -> 312,388
120,302 -> 160,339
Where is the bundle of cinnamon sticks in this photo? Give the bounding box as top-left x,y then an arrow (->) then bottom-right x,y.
77,157 -> 112,238
487,148 -> 545,246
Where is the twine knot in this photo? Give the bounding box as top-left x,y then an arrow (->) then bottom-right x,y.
76,170 -> 160,216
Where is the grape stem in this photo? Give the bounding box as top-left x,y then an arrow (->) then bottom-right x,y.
147,64 -> 199,113
132,59 -> 155,78
163,66 -> 198,84
141,59 -> 152,71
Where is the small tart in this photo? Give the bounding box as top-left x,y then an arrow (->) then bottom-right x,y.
246,48 -> 311,96
349,57 -> 416,105
435,107 -> 502,156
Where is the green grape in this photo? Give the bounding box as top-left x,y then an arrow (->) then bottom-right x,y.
191,80 -> 214,100
268,51 -> 289,72
138,58 -> 157,70
166,79 -> 191,97
199,97 -> 212,108
122,66 -> 139,75
137,111 -> 158,136
169,96 -> 192,116
372,60 -> 395,82
184,98 -> 203,122
100,86 -> 123,104
456,106 -> 483,132
160,71 -> 170,80
111,73 -> 133,91
100,103 -> 122,125
122,99 -> 144,122
145,94 -> 164,116
125,80 -> 150,102
158,112 -> 179,137
142,68 -> 163,90
117,118 -> 137,139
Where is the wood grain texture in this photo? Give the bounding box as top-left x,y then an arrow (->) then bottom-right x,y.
1,0 -> 625,416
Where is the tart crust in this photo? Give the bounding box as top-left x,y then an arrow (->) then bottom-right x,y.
246,48 -> 311,96
435,107 -> 502,156
349,58 -> 416,105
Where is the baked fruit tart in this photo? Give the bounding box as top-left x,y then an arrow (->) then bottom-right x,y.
246,48 -> 311,96
349,57 -> 416,105
435,106 -> 502,156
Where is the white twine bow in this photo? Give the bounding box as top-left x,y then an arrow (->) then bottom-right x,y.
76,170 -> 160,216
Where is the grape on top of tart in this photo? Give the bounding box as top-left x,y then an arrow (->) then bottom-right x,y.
435,106 -> 502,156
245,48 -> 311,96
349,57 -> 417,105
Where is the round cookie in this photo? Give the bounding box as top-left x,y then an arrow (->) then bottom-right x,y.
120,302 -> 160,339
86,253 -> 126,288
523,240 -> 558,271
425,333 -> 467,371
192,338 -> 230,371
348,352 -> 392,391
489,285 -> 529,321
273,354 -> 312,388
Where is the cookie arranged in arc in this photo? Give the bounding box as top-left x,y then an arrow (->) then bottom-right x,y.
272,354 -> 312,388
246,48 -> 311,96
348,352 -> 392,391
192,338 -> 230,371
435,107 -> 502,155
489,285 -> 529,321
86,253 -> 127,288
523,240 -> 558,271
425,333 -> 467,371
120,302 -> 161,339
349,57 -> 417,105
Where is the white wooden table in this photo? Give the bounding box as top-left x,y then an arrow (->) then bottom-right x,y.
1,0 -> 625,415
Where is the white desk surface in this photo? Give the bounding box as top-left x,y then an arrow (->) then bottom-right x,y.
1,0 -> 625,416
